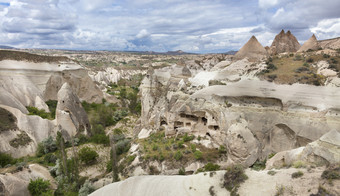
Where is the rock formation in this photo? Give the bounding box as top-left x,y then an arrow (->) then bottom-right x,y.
234,36 -> 268,61
0,164 -> 56,196
318,37 -> 340,50
298,34 -> 320,52
56,83 -> 91,138
266,130 -> 340,169
270,30 -> 301,54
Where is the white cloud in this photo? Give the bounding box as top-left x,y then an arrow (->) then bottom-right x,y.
310,18 -> 340,39
259,0 -> 278,9
136,29 -> 150,39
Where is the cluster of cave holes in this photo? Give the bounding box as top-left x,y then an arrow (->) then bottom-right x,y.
172,113 -> 219,136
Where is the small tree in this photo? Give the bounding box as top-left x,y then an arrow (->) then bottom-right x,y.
78,147 -> 98,165
28,178 -> 51,196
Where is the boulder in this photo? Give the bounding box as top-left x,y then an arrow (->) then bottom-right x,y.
226,120 -> 260,167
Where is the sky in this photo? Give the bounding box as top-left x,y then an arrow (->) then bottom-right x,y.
0,0 -> 340,53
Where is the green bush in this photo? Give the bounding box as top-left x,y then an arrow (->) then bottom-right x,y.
28,178 -> 51,196
46,100 -> 57,119
191,144 -> 196,152
250,159 -> 266,171
78,180 -> 95,196
179,167 -> 186,175
115,138 -> 131,155
223,165 -> 248,195
291,171 -> 303,178
36,136 -> 57,157
218,145 -> 227,154
90,134 -> 109,146
183,133 -> 195,142
126,155 -> 136,164
26,106 -> 53,120
0,152 -> 15,167
174,151 -> 183,161
78,147 -> 99,165
204,163 -> 220,171
194,151 -> 203,160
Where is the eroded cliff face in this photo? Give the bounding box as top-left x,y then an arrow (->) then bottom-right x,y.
140,58 -> 340,167
0,55 -> 102,157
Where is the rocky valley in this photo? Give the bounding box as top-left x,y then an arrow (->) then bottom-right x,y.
0,31 -> 340,196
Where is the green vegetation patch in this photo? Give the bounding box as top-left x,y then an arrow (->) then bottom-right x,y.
138,131 -> 221,164
26,106 -> 54,120
321,164 -> 340,182
0,152 -> 15,167
79,146 -> 99,165
28,178 -> 52,196
223,164 -> 248,196
0,107 -> 17,132
9,131 -> 32,148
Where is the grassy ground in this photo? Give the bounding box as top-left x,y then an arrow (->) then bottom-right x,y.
259,53 -> 340,85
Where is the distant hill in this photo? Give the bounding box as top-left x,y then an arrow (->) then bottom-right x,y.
0,45 -> 16,49
224,50 -> 238,55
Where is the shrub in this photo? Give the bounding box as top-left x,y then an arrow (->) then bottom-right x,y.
9,131 -> 32,148
306,57 -> 314,63
179,167 -> 186,175
323,54 -> 330,58
36,136 -> 57,157
294,55 -> 302,61
78,180 -> 95,196
291,171 -> 303,178
267,63 -> 277,70
126,155 -> 137,164
0,152 -> 15,167
115,138 -> 131,155
152,144 -> 158,151
26,106 -> 53,120
183,133 -> 195,142
251,159 -> 266,171
295,66 -> 309,73
267,74 -> 277,81
90,134 -> 109,146
223,165 -> 248,195
191,144 -> 196,152
45,100 -> 57,119
267,170 -> 277,176
292,161 -> 306,168
194,151 -> 203,160
321,165 -> 340,181
177,141 -> 184,148
204,163 -> 220,171
28,178 -> 51,196
218,145 -> 227,154
78,147 -> 99,165
174,151 -> 183,161
44,154 -> 57,164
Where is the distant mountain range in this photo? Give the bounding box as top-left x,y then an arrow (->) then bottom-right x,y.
0,45 -> 16,49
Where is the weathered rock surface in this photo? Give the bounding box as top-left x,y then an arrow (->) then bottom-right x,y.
234,35 -> 268,61
318,37 -> 340,50
91,167 -> 339,196
56,83 -> 91,138
140,61 -> 340,167
0,164 -> 56,196
270,30 -> 301,54
266,130 -> 340,169
0,105 -> 56,158
298,34 -> 320,52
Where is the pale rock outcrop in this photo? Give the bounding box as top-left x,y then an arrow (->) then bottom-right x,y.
56,83 -> 90,138
266,130 -> 340,169
234,36 -> 268,62
0,105 -> 56,158
316,61 -> 337,77
226,120 -> 260,167
0,164 -> 56,196
91,167 -> 339,196
270,30 -> 301,54
318,37 -> 340,50
298,34 -> 320,52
